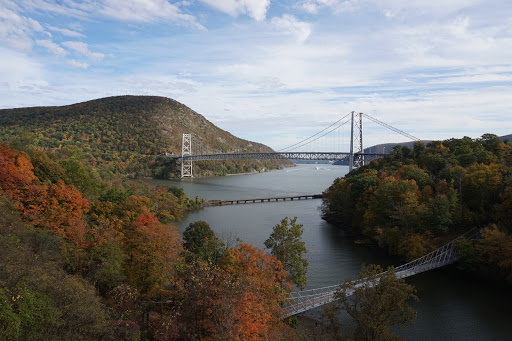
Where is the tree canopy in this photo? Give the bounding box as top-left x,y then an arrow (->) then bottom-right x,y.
0,142 -> 297,339
324,264 -> 418,341
321,134 -> 512,281
264,217 -> 309,290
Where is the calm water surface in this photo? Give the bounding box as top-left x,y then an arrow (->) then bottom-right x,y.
149,164 -> 512,340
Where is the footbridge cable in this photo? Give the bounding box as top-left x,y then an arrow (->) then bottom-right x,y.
282,228 -> 480,317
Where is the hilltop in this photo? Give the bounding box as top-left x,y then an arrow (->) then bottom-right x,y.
366,133 -> 511,155
0,95 -> 290,178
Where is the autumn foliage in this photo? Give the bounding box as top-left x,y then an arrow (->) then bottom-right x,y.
165,243 -> 293,341
322,135 -> 512,282
0,143 -> 295,340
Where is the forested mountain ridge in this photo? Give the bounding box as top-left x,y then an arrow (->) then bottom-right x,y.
0,95 -> 289,178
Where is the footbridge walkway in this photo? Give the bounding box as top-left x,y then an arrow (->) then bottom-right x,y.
283,228 -> 480,317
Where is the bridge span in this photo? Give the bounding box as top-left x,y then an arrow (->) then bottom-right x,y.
175,112 -> 419,177
171,151 -> 385,162
283,228 -> 479,317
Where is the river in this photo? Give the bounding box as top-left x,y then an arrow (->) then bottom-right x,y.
149,164 -> 512,340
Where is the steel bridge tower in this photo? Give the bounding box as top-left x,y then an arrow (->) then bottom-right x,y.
349,111 -> 364,172
181,133 -> 193,178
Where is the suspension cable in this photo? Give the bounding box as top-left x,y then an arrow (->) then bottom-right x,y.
362,113 -> 421,142
280,116 -> 352,152
278,112 -> 352,152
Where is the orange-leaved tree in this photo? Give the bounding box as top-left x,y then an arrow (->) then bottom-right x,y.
0,143 -> 37,200
220,244 -> 293,340
123,213 -> 181,292
0,144 -> 90,249
169,243 -> 294,341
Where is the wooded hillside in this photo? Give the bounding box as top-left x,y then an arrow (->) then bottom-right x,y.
322,134 -> 512,283
0,96 -> 290,178
0,142 -> 295,340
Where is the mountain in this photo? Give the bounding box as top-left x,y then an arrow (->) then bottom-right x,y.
0,95 -> 291,178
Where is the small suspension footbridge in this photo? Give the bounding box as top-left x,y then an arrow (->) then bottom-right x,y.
282,228 -> 480,317
172,112 -> 421,177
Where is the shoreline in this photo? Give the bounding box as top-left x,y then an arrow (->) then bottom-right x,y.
294,314 -> 338,340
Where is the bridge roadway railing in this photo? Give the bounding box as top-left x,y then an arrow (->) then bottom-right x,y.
282,228 -> 480,317
177,152 -> 385,162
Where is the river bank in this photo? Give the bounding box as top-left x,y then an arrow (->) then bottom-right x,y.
151,165 -> 512,340
294,315 -> 338,340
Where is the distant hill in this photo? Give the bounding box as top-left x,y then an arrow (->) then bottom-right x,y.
366,132 -> 511,154
499,134 -> 512,142
0,95 -> 290,178
362,141 -> 428,154
334,133 -> 510,166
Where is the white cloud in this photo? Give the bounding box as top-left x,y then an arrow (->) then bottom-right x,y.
62,41 -> 105,61
5,0 -> 94,19
0,47 -> 53,107
0,47 -> 42,80
301,0 -> 488,17
271,14 -> 312,44
386,16 -> 512,69
2,0 -> 512,150
46,24 -> 86,38
99,0 -> 204,28
371,0 -> 488,19
67,59 -> 89,69
8,0 -> 204,28
200,0 -> 270,21
301,0 -> 360,14
35,39 -> 68,56
0,7 -> 46,51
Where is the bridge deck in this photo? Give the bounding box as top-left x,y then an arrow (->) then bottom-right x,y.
169,151 -> 386,162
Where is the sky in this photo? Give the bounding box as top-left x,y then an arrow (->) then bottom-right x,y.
1,0 -> 512,150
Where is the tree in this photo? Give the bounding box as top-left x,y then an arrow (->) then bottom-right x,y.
123,213 -> 181,292
462,163 -> 503,224
330,264 -> 418,341
393,164 -> 433,190
475,226 -> 512,282
364,177 -> 421,235
0,143 -> 37,201
219,244 -> 292,340
182,220 -> 225,263
0,194 -> 111,340
171,244 -> 293,340
264,217 -> 308,290
150,185 -> 183,223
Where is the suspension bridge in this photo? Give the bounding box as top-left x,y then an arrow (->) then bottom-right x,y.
282,228 -> 480,317
169,113 -> 481,317
173,112 -> 421,177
